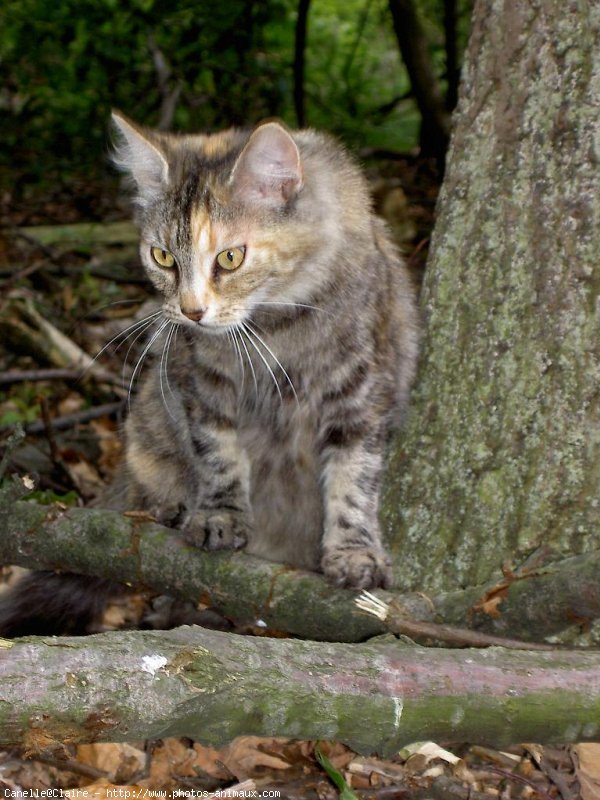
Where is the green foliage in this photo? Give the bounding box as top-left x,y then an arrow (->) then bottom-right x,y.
0,383 -> 50,427
0,0 -> 471,193
0,0 -> 289,187
315,746 -> 360,800
22,488 -> 80,506
0,404 -> 40,427
303,0 -> 416,148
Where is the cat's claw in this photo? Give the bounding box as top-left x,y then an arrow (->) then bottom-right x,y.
182,510 -> 250,551
321,547 -> 393,590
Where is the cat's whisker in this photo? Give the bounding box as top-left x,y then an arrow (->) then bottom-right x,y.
122,314 -> 162,384
77,297 -> 147,322
85,310 -> 163,376
128,319 -> 169,411
228,329 -> 245,388
233,325 -> 258,397
240,322 -> 283,402
159,323 -> 177,420
164,323 -> 178,404
244,320 -> 299,405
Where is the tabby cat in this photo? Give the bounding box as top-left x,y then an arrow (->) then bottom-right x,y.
0,113 -> 418,635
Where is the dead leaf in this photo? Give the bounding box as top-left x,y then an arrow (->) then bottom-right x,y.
220,736 -> 291,779
61,456 -> 104,497
315,741 -> 355,771
147,738 -> 228,785
472,584 -> 509,618
57,392 -> 83,416
90,419 -> 123,476
574,743 -> 600,800
192,743 -> 233,780
399,741 -> 461,766
76,743 -> 144,783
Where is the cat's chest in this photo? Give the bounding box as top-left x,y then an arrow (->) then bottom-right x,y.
234,328 -> 327,409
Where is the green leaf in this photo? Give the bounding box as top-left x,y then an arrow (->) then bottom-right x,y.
22,489 -> 80,506
315,745 -> 359,800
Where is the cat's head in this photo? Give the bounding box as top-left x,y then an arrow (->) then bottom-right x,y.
111,112 -> 338,333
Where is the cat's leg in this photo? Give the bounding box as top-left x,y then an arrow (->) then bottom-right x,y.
126,364 -> 252,552
179,425 -> 252,551
319,427 -> 393,589
127,424 -> 252,551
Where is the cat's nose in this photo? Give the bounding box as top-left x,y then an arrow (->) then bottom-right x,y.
181,306 -> 206,322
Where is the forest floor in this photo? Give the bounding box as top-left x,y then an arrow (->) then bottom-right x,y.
0,162 -> 593,799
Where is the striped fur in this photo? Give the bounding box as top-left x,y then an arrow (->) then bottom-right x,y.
112,113 -> 419,589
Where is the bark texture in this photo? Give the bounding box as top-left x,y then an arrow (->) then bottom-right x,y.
0,626 -> 598,751
383,0 -> 600,592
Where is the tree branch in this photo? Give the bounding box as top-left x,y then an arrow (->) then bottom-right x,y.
293,0 -> 311,127
387,0 -> 450,161
0,486 -> 598,644
0,625 -> 598,750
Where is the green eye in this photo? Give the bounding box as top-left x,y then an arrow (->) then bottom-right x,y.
216,246 -> 246,271
151,247 -> 176,268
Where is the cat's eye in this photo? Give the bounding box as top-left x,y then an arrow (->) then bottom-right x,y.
151,247 -> 176,268
216,246 -> 246,271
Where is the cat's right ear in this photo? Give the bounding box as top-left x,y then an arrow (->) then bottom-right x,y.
110,111 -> 169,202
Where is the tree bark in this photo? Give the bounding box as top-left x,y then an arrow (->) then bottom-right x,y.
0,625 -> 598,751
1,486 -> 599,644
382,0 -> 600,593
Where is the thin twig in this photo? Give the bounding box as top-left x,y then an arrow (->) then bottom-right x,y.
356,591 -> 567,651
30,754 -> 109,782
39,396 -> 62,467
0,425 -> 26,481
19,401 -> 125,435
0,368 -> 84,386
0,258 -> 47,291
471,765 -> 553,799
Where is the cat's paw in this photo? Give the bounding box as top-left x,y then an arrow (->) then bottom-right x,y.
321,547 -> 393,590
182,509 -> 250,551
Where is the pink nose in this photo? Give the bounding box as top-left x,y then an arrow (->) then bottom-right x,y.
182,307 -> 206,322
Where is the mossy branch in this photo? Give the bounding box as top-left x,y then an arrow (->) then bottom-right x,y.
0,486 -> 598,643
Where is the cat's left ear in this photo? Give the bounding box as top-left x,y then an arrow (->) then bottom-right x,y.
230,122 -> 303,208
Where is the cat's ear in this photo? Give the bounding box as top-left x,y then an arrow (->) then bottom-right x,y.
230,122 -> 303,208
110,111 -> 169,201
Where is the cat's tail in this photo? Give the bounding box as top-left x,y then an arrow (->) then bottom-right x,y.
0,571 -> 121,638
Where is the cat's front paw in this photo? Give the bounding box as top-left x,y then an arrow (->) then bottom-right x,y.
321,546 -> 393,590
182,509 -> 250,551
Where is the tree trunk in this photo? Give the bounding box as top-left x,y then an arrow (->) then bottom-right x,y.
0,626 -> 598,751
383,0 -> 600,593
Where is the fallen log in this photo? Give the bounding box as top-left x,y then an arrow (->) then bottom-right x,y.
0,625 -> 598,751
